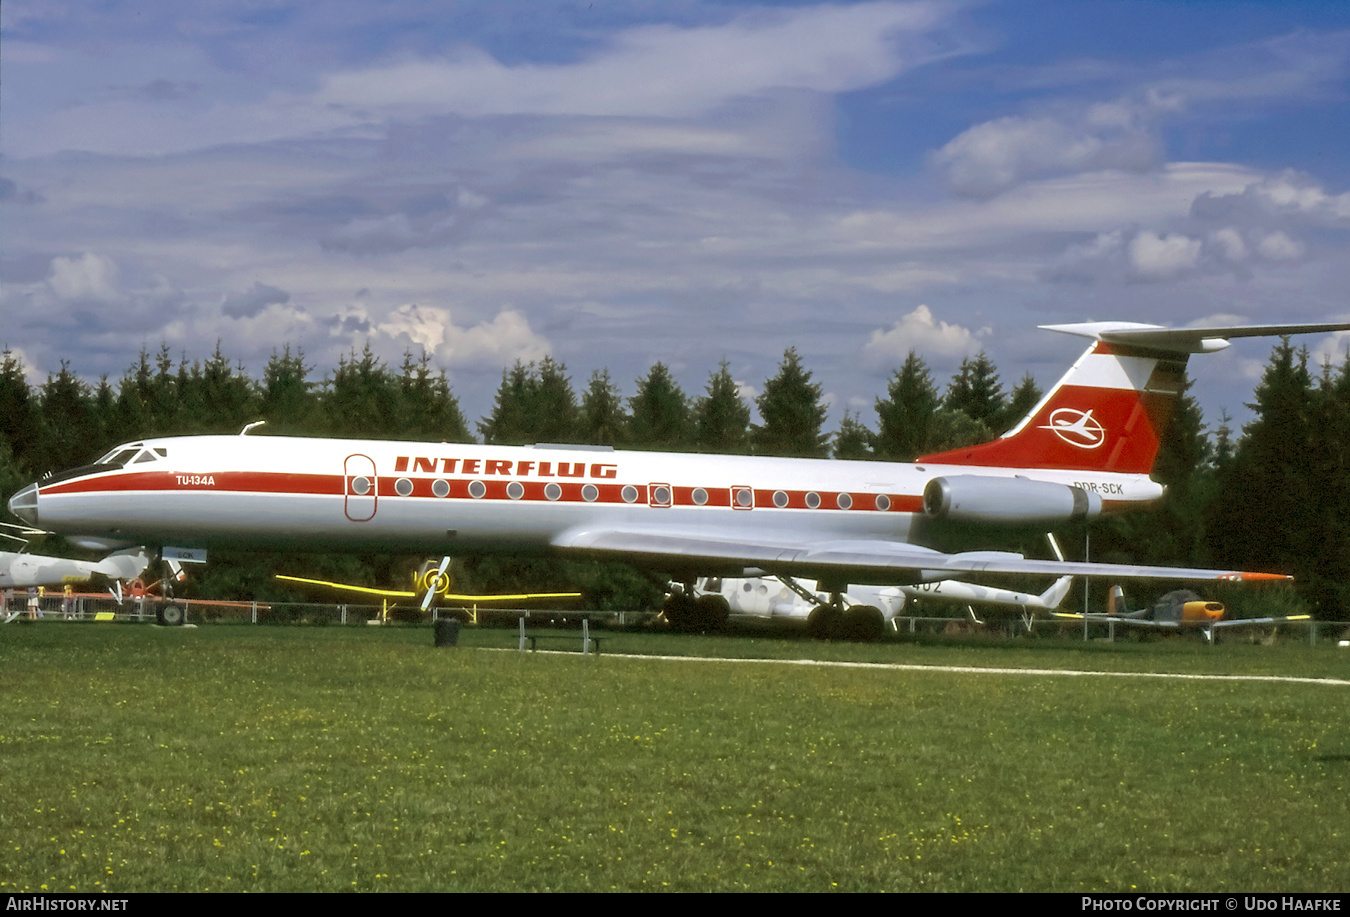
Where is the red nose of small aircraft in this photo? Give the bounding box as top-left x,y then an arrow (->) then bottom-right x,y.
9,483 -> 39,527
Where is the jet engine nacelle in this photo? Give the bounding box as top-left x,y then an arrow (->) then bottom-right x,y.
923,475 -> 1102,525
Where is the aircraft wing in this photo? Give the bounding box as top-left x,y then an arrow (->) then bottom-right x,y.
1052,613 -> 1180,628
275,574 -> 581,603
1051,613 -> 1310,628
553,529 -> 1289,585
1210,615 -> 1311,629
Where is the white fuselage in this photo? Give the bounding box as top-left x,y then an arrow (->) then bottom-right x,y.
16,435 -> 1159,560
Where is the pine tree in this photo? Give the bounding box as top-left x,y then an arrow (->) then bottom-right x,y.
0,348 -> 41,474
324,344 -> 402,438
874,350 -> 938,461
261,346 -> 316,432
398,350 -> 472,442
628,362 -> 691,451
478,358 -> 578,445
998,373 -> 1043,434
695,362 -> 750,454
479,362 -> 536,445
532,357 -> 579,444
39,362 -> 98,468
923,409 -> 992,455
1207,340 -> 1318,586
833,411 -> 875,460
579,369 -> 627,446
114,347 -> 155,438
199,342 -> 259,433
752,348 -> 828,458
944,352 -> 1006,428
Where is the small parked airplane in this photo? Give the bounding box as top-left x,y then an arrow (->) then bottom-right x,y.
0,546 -> 151,590
676,571 -> 1073,640
275,556 -> 581,615
1053,585 -> 1311,642
676,534 -> 1074,639
9,321 -> 1343,621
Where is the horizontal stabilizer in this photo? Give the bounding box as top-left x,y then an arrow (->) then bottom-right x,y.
1042,321 -> 1350,354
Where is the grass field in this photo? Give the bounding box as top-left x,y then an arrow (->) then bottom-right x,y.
2,621 -> 1348,892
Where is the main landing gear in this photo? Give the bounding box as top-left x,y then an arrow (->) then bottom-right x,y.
805,599 -> 885,642
661,584 -> 730,633
772,575 -> 884,642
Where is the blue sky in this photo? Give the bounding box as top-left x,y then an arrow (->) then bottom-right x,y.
4,0 -> 1350,438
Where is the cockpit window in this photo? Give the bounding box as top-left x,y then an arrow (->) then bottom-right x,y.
94,443 -> 161,467
106,448 -> 140,467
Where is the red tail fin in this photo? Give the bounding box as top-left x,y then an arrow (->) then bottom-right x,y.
916,341 -> 1188,473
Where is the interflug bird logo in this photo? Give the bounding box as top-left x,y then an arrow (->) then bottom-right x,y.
1040,408 -> 1106,449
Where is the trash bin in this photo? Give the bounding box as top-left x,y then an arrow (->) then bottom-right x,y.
434,617 -> 460,647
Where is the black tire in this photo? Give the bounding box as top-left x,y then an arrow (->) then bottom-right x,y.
846,605 -> 886,642
695,594 -> 731,632
806,605 -> 842,640
663,593 -> 696,631
157,604 -> 185,627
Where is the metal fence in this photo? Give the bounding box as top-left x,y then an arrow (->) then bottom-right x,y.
0,591 -> 653,628
3,591 -> 1344,645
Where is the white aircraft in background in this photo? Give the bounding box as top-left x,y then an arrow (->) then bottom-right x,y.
676,571 -> 1073,640
0,546 -> 151,590
675,534 -> 1074,639
1053,585 -> 1311,643
10,321 -> 1342,626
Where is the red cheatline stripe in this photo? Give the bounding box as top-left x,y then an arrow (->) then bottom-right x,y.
43,470 -> 921,512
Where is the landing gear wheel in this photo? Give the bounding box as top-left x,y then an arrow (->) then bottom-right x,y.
806,604 -> 844,640
844,605 -> 885,642
695,594 -> 731,633
662,593 -> 697,632
157,604 -> 184,627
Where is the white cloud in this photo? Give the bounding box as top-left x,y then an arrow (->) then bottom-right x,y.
1192,171 -> 1350,227
375,304 -> 551,369
1127,231 -> 1202,279
1310,329 -> 1350,370
862,305 -> 985,367
1209,227 -> 1248,263
221,281 -> 290,319
835,163 -> 1259,254
47,252 -> 124,303
1256,230 -> 1304,261
316,2 -> 950,121
1255,174 -> 1350,221
932,99 -> 1164,198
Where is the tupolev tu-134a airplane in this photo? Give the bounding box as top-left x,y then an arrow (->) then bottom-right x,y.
9,321 -> 1348,606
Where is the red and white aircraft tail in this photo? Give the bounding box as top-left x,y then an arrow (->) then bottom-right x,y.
918,327 -> 1190,474
917,320 -> 1350,476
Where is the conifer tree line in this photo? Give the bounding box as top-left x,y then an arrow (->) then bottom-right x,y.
0,339 -> 1345,618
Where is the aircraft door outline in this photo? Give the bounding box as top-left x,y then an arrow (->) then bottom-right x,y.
344,454 -> 378,522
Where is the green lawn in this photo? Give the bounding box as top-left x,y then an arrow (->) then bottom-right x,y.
2,622 -> 1347,892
